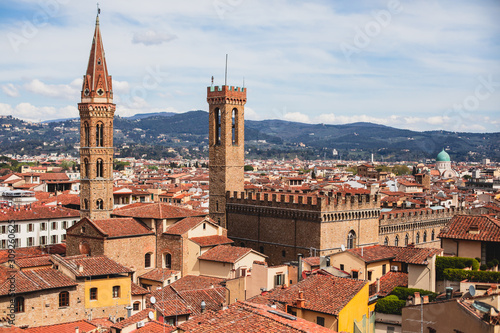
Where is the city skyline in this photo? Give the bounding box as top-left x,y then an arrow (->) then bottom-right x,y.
0,0 -> 499,132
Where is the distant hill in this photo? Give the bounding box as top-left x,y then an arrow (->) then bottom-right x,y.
0,111 -> 498,161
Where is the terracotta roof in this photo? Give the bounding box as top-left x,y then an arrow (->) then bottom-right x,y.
178,301 -> 334,333
111,309 -> 154,329
164,216 -> 207,235
249,274 -> 367,316
0,247 -> 44,264
370,271 -> 408,297
23,320 -> 98,333
169,275 -> 224,291
134,321 -> 176,333
39,173 -> 70,182
131,282 -> 150,295
14,255 -> 52,268
155,299 -> 192,316
438,214 -> 500,242
52,254 -> 133,277
345,245 -> 441,265
91,217 -> 154,238
348,245 -> 396,263
113,202 -> 205,219
198,245 -> 258,264
0,267 -> 77,296
189,235 -> 234,247
139,268 -> 179,282
0,206 -> 79,222
302,257 -> 320,267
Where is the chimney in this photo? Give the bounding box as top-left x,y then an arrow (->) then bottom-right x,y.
78,264 -> 83,273
422,295 -> 429,304
298,253 -> 303,282
296,291 -> 305,309
125,305 -> 133,318
446,287 -> 453,300
414,292 -> 421,305
75,327 -> 79,333
200,300 -> 206,314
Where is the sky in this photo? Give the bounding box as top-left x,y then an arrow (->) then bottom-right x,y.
0,0 -> 499,132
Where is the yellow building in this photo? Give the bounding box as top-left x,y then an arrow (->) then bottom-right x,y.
249,274 -> 369,333
52,254 -> 133,320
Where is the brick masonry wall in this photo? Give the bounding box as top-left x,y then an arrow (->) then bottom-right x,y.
0,286 -> 84,328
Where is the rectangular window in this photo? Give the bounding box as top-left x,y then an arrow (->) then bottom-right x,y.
274,274 -> 285,287
51,235 -> 58,244
62,234 -> 67,241
340,264 -> 344,271
382,264 -> 387,275
40,236 -> 47,245
27,237 -> 34,247
90,288 -> 98,300
352,270 -> 359,279
62,221 -> 68,229
1,226 -> 5,234
317,316 -> 325,327
28,223 -> 34,232
40,223 -> 47,231
368,271 -> 372,281
133,302 -> 140,311
14,239 -> 19,248
51,222 -> 57,230
1,240 -> 5,249
112,286 -> 120,298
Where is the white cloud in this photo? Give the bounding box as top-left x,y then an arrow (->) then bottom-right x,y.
284,112 -> 310,123
24,79 -> 80,100
1,83 -> 19,97
0,103 -> 78,122
244,107 -> 261,120
132,30 -> 177,46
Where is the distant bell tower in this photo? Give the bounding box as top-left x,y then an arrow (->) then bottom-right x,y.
78,12 -> 115,220
207,82 -> 246,228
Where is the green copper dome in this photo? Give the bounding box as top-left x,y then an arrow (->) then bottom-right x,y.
436,149 -> 451,162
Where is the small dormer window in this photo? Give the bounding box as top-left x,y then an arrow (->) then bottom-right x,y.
97,88 -> 104,96
97,58 -> 101,65
84,88 -> 90,96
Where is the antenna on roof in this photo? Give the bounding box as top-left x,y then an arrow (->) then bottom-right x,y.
224,54 -> 228,86
97,3 -> 101,16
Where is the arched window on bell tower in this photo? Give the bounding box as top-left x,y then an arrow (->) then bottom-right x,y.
83,199 -> 88,210
84,158 -> 89,178
215,108 -> 221,145
96,122 -> 104,147
84,122 -> 90,147
96,159 -> 103,178
232,108 -> 237,145
96,199 -> 103,210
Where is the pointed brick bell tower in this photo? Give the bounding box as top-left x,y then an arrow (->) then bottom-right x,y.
79,13 -> 115,220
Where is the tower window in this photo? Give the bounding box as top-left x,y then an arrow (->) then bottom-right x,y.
395,236 -> 399,247
96,123 -> 104,147
83,199 -> 89,210
347,230 -> 356,249
84,122 -> 90,147
96,199 -> 103,210
423,231 -> 427,243
416,232 -> 420,244
96,159 -> 103,177
165,253 -> 171,269
384,237 -> 389,246
59,291 -> 69,307
145,253 -> 152,268
232,108 -> 238,145
84,158 -> 89,178
215,108 -> 221,145
405,234 -> 409,246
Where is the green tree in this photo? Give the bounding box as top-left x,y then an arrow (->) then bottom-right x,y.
244,165 -> 254,171
392,165 -> 411,176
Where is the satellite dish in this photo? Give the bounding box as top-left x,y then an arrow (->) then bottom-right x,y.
469,285 -> 476,297
341,245 -> 346,252
150,296 -> 156,304
148,311 -> 154,320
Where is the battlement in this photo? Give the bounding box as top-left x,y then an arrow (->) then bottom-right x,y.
226,190 -> 380,213
207,85 -> 247,105
379,207 -> 466,225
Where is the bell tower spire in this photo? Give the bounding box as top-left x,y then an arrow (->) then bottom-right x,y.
78,12 -> 115,220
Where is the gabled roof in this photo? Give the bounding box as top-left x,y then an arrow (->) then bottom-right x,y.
164,216 -> 207,235
0,205 -> 80,222
111,309 -> 155,330
22,320 -> 98,333
113,202 -> 205,219
370,271 -> 408,297
249,274 -> 367,316
14,255 -> 52,269
131,282 -> 150,295
178,301 -> 334,333
139,268 -> 179,282
198,245 -> 265,264
67,217 -> 154,238
0,267 -> 77,296
189,235 -> 233,247
155,299 -> 192,317
52,254 -> 132,277
347,245 -> 396,263
439,214 -> 500,243
170,275 -> 224,291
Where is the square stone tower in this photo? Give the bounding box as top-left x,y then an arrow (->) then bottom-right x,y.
207,85 -> 246,228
